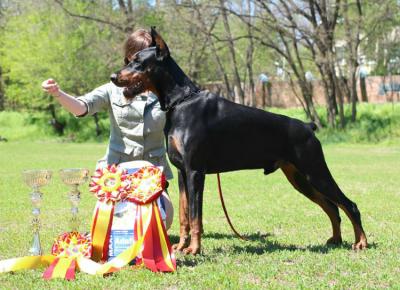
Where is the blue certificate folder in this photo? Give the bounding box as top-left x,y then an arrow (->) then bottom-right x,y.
108,230 -> 136,262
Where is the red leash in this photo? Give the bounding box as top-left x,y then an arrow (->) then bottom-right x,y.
217,173 -> 247,241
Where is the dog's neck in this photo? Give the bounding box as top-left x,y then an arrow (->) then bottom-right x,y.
151,57 -> 200,111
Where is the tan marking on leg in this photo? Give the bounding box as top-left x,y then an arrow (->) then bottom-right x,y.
169,135 -> 184,155
183,218 -> 201,255
173,180 -> 190,252
280,162 -> 342,245
338,205 -> 368,250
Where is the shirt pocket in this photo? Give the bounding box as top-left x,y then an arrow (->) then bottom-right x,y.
112,100 -> 146,129
112,100 -> 130,124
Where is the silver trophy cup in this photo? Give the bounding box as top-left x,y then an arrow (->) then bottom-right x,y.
22,169 -> 52,256
59,168 -> 89,231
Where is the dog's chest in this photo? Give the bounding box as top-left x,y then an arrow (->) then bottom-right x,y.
166,133 -> 184,168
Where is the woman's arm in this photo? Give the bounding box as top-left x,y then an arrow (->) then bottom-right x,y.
42,79 -> 87,116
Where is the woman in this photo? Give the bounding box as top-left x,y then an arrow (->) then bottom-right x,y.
41,29 -> 173,180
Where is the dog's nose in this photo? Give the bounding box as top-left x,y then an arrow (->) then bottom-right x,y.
110,73 -> 118,83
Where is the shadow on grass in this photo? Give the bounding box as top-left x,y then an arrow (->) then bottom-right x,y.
203,231 -> 273,241
231,240 -> 377,255
170,232 -> 377,260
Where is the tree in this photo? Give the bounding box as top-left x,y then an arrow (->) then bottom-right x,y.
0,0 -> 6,111
245,0 -> 256,107
219,0 -> 245,104
0,1 -> 120,137
226,0 -> 400,127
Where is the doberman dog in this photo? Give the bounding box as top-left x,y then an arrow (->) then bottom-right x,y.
110,28 -> 368,255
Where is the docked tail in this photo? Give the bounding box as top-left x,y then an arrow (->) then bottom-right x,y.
308,122 -> 317,131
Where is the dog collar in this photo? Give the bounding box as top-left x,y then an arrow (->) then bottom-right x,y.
165,90 -> 200,112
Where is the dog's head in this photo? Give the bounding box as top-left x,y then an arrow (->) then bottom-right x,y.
110,27 -> 170,99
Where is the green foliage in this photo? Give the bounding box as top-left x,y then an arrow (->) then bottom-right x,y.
0,1 -> 119,110
270,103 -> 400,144
0,111 -> 44,140
317,103 -> 400,144
0,110 -> 109,142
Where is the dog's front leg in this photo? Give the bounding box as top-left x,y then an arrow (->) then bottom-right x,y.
173,170 -> 191,251
183,169 -> 205,255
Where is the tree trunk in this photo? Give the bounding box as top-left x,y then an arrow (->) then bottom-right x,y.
219,0 -> 245,104
350,69 -> 358,122
194,7 -> 234,101
245,0 -> 256,107
0,66 -> 4,111
360,76 -> 368,102
93,113 -> 101,137
336,77 -> 345,128
48,104 -> 65,135
318,64 -> 336,127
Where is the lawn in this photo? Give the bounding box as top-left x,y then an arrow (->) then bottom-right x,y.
0,140 -> 399,289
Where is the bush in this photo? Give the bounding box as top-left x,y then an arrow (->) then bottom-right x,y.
0,110 -> 109,142
270,102 -> 400,144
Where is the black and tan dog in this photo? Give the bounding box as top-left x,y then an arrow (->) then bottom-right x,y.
110,28 -> 367,255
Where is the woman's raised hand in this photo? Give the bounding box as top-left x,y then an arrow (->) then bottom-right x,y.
41,79 -> 61,97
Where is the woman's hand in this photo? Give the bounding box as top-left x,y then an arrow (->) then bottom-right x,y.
42,79 -> 61,98
40,79 -> 87,116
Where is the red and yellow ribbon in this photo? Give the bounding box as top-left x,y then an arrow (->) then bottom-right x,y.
89,164 -> 130,262
42,231 -> 92,280
89,165 -> 175,272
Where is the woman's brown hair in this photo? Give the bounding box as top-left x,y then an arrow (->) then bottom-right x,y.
123,29 -> 152,64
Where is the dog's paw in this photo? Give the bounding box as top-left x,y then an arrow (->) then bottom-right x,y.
172,243 -> 185,252
172,236 -> 190,252
352,239 -> 368,250
182,246 -> 201,255
326,236 -> 343,246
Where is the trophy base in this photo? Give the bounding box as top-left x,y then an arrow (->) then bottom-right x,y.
29,234 -> 42,256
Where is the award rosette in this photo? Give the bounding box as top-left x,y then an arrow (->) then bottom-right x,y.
89,163 -> 176,272
89,164 -> 131,262
42,232 -> 92,280
0,231 -> 96,280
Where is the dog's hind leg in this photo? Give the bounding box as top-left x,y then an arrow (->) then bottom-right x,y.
280,162 -> 343,245
173,170 -> 191,252
291,138 -> 367,250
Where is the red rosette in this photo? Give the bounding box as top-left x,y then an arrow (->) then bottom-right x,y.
51,231 -> 92,258
126,166 -> 166,204
89,164 -> 131,203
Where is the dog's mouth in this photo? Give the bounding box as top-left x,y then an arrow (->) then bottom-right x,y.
123,81 -> 145,98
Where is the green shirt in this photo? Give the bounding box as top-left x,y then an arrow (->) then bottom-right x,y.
77,82 -> 173,179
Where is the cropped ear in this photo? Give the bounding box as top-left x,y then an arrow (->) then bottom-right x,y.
150,26 -> 170,60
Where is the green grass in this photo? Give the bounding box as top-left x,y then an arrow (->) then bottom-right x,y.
0,141 -> 400,289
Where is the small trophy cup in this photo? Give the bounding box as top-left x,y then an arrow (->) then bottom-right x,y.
59,168 -> 89,231
22,169 -> 52,256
